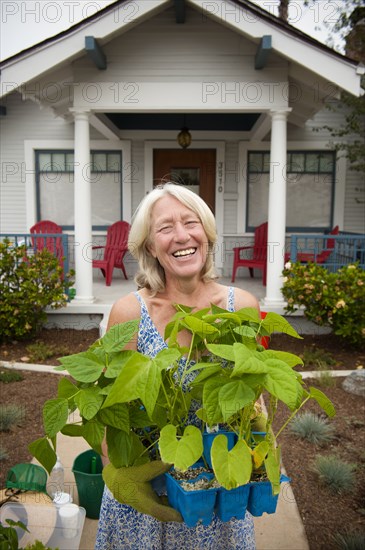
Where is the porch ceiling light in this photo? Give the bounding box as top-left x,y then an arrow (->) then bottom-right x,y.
177,126 -> 192,149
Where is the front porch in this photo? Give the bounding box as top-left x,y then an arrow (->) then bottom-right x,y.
44,272 -> 327,338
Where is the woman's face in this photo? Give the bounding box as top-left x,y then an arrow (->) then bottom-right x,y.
148,195 -> 209,282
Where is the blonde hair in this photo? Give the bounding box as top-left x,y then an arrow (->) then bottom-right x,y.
128,183 -> 218,293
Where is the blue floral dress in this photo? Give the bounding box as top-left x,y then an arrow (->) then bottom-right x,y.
95,287 -> 256,550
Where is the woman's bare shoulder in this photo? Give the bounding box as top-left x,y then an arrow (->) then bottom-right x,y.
107,292 -> 141,329
232,286 -> 260,312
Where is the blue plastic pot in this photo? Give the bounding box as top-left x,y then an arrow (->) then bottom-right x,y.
247,474 -> 290,517
203,431 -> 237,469
165,472 -> 218,527
216,484 -> 250,522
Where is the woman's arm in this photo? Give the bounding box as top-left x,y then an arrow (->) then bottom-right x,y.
102,292 -> 141,465
233,287 -> 261,313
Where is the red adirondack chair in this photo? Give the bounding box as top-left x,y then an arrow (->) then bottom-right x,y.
285,225 -> 339,263
92,221 -> 130,285
231,222 -> 268,286
30,220 -> 64,274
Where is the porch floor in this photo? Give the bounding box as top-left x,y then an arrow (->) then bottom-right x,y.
90,272 -> 266,306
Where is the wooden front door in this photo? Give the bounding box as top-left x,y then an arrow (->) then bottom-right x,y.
153,149 -> 216,213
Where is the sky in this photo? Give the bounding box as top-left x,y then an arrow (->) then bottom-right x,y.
0,0 -> 345,62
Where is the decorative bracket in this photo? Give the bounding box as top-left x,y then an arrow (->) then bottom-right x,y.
85,36 -> 107,70
174,0 -> 186,24
255,35 -> 272,70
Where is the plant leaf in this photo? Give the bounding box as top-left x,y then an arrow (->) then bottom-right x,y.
182,316 -> 220,338
159,425 -> 203,471
206,343 -> 235,362
61,424 -> 84,437
28,437 -> 56,474
309,387 -> 336,417
203,377 -> 226,424
58,351 -> 104,382
252,440 -> 269,469
101,319 -> 139,353
218,381 -> 255,422
236,307 -> 260,323
154,347 -> 181,370
98,402 -> 130,431
74,386 -> 104,420
261,312 -> 302,339
233,325 -> 257,339
263,362 -> 301,409
211,436 -> 252,489
43,398 -> 69,438
102,353 -> 161,418
82,418 -> 105,454
259,349 -> 303,368
57,377 -> 78,399
264,446 -> 281,495
105,350 -> 136,378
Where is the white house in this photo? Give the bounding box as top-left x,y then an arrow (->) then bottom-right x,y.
0,0 -> 363,310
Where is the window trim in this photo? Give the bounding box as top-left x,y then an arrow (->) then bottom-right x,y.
36,149 -> 123,230
25,140 -> 131,232
238,141 -> 346,235
246,149 -> 336,233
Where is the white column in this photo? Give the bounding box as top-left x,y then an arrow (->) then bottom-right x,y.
72,109 -> 95,303
262,110 -> 290,310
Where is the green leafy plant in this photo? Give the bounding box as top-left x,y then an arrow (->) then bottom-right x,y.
312,455 -> 356,494
0,519 -> 58,550
316,363 -> 336,388
0,404 -> 25,431
29,305 -> 336,501
282,262 -> 365,347
0,370 -> 24,383
289,412 -> 336,444
301,347 -> 337,369
0,239 -> 75,342
0,519 -> 28,550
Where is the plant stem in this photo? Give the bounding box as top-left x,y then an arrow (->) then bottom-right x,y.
275,395 -> 311,439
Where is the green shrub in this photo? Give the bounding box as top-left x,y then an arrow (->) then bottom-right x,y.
0,404 -> 25,431
312,455 -> 356,494
26,342 -> 56,363
302,347 -> 337,369
0,370 -> 24,383
0,519 -> 57,550
282,262 -> 365,347
316,364 -> 336,388
289,412 -> 336,444
333,530 -> 365,550
0,240 -> 74,342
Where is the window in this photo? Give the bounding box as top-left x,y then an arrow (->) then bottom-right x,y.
36,151 -> 122,230
247,151 -> 335,232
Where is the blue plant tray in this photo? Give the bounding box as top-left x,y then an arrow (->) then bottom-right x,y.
216,484 -> 250,522
165,471 -> 218,528
247,474 -> 291,517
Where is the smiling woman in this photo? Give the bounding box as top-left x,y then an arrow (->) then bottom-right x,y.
94,182 -> 260,550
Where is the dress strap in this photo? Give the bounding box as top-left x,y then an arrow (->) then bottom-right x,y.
227,286 -> 235,312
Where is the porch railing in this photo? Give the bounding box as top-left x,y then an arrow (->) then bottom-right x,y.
288,233 -> 365,271
0,232 -> 71,292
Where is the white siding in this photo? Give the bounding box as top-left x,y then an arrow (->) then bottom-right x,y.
0,93 -> 73,232
344,168 -> 365,233
73,6 -> 287,84
0,93 -> 107,233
